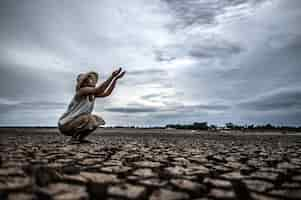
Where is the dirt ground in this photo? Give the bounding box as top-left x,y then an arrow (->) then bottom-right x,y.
0,128 -> 301,200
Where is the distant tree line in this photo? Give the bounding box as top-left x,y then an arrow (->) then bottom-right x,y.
165,122 -> 301,131
224,122 -> 301,131
166,122 -> 209,130
105,122 -> 301,132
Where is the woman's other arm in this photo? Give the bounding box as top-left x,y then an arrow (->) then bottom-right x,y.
96,71 -> 125,97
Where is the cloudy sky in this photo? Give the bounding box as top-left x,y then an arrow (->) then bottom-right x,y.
0,0 -> 300,126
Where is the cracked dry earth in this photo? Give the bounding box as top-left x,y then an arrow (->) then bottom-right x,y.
0,128 -> 301,200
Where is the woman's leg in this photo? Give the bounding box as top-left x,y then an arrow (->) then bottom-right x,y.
91,114 -> 106,126
59,114 -> 105,141
76,114 -> 105,141
58,114 -> 90,136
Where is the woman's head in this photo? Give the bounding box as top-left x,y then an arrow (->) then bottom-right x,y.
76,71 -> 98,90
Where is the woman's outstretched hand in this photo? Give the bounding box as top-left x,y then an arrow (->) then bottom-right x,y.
112,67 -> 122,77
116,71 -> 126,79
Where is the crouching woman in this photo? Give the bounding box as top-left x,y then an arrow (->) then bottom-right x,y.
58,67 -> 125,142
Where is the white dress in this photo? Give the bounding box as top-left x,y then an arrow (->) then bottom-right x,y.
58,94 -> 95,127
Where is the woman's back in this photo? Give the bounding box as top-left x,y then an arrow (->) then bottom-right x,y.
58,94 -> 95,126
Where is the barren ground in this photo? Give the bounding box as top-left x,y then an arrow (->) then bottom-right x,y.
0,128 -> 301,200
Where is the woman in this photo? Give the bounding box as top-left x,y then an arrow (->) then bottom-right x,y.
58,67 -> 126,142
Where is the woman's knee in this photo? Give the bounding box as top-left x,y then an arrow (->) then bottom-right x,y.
59,115 -> 89,131
65,114 -> 103,132
91,115 -> 105,126
79,114 -> 90,123
69,114 -> 90,126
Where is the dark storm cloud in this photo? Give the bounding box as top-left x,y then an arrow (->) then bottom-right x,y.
127,69 -> 167,76
163,0 -> 217,29
153,0 -> 266,64
17,101 -> 67,109
215,36 -> 301,100
102,102 -> 231,126
0,0 -> 301,126
105,107 -> 158,113
238,87 -> 301,111
0,62 -> 74,99
155,37 -> 245,63
105,102 -> 230,114
281,35 -> 301,52
195,104 -> 230,110
0,1 -> 74,55
162,0 -> 269,30
153,50 -> 176,62
174,104 -> 231,112
0,99 -> 67,112
188,39 -> 244,59
140,92 -> 184,101
123,68 -> 172,88
141,93 -> 162,100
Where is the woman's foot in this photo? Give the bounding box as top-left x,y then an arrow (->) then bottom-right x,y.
78,139 -> 93,144
67,134 -> 93,144
67,136 -> 81,144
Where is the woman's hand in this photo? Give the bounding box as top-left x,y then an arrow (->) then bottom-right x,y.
116,71 -> 126,79
112,67 -> 122,77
